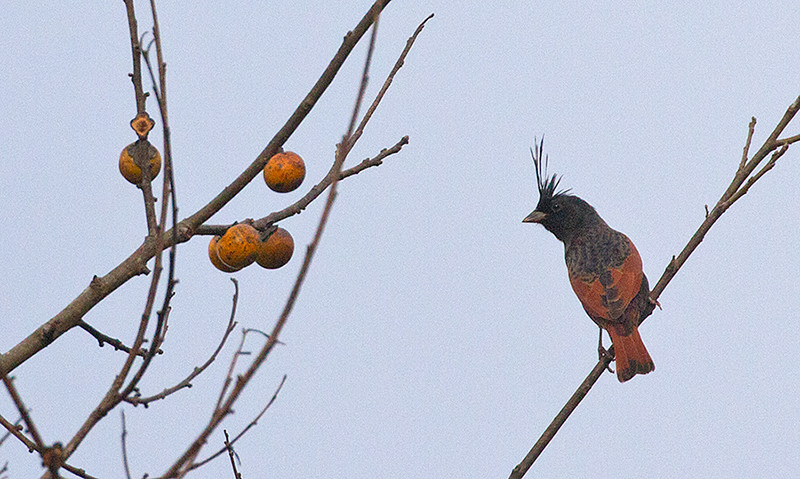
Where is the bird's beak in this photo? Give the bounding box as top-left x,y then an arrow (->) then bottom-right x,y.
522,210 -> 546,223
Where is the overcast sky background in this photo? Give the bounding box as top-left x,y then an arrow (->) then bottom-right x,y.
2,1 -> 799,477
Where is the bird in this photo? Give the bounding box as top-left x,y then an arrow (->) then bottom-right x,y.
522,140 -> 656,382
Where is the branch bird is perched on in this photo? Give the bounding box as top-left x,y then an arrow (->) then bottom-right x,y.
523,140 -> 656,382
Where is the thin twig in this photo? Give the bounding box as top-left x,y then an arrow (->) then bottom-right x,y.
121,411 -> 132,479
78,320 -> 157,358
349,13 -> 433,148
62,1 -> 171,461
135,0 -> 182,401
223,431 -> 241,479
200,12 -> 432,237
739,117 -> 756,171
123,0 -> 146,114
215,328 -> 249,414
1,374 -> 44,450
178,0 -> 394,234
197,137 -> 409,236
0,412 -> 37,453
778,132 -> 800,145
191,375 -> 287,470
60,462 -> 101,479
650,94 -> 800,301
724,143 -> 788,206
124,0 -> 181,402
344,8 -> 380,147
130,138 -> 160,235
0,415 -> 22,448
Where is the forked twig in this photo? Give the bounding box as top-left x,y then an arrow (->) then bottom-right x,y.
197,13 -> 432,237
191,375 -> 287,471
1,374 -> 43,450
62,0 -> 178,462
0,413 -> 37,453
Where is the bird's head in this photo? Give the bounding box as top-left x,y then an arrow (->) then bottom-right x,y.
522,139 -> 601,243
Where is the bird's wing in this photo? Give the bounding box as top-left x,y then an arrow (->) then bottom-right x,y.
568,235 -> 643,330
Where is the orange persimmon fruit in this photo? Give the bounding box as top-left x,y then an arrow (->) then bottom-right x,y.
215,224 -> 261,270
256,227 -> 294,269
264,151 -> 305,193
119,141 -> 161,184
208,236 -> 242,273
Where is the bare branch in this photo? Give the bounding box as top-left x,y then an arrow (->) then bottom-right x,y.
739,117 -> 756,171
650,94 -> 800,300
223,431 -> 241,479
0,413 -> 37,453
215,328 -> 249,415
78,320 -> 158,358
350,13 -> 434,148
179,0 -> 394,233
61,1 -> 176,461
123,0 -> 146,114
0,415 -> 22,449
724,143 -> 788,207
777,132 -> 800,145
60,462 -> 101,479
121,411 -> 132,479
195,135 -> 409,236
509,354 -> 612,479
1,374 -> 43,450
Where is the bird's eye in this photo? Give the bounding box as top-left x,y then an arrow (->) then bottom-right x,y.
552,202 -> 561,212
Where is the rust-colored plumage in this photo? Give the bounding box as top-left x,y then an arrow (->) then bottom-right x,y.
523,140 -> 655,382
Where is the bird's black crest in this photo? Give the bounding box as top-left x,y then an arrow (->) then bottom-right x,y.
530,137 -> 569,202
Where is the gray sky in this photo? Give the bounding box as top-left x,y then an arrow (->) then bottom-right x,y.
2,1 -> 799,477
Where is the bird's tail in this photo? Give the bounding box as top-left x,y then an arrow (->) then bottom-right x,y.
608,326 -> 654,382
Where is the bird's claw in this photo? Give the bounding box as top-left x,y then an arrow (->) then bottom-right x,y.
649,296 -> 662,310
598,345 -> 615,374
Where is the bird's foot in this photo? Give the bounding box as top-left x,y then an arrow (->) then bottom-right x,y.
598,345 -> 615,374
649,296 -> 662,310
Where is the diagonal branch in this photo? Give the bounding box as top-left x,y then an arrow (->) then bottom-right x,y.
509,357 -> 611,479
650,93 -> 800,301
0,412 -> 38,453
1,374 -> 44,451
78,320 -> 158,358
179,0 -> 394,233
